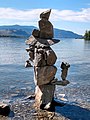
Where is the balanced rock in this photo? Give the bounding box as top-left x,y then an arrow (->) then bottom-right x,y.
51,79 -> 70,86
34,66 -> 57,85
25,9 -> 61,110
61,62 -> 70,80
39,9 -> 53,39
34,45 -> 57,66
40,9 -> 51,20
39,19 -> 53,39
29,50 -> 34,61
34,48 -> 46,67
25,35 -> 37,45
32,29 -> 40,38
25,60 -> 32,68
46,47 -> 57,65
36,38 -> 60,46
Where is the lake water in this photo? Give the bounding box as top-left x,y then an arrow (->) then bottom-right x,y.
0,37 -> 90,105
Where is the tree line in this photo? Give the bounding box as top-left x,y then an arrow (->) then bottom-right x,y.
84,30 -> 90,40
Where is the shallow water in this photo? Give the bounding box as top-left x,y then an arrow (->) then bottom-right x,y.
0,37 -> 34,102
0,37 -> 90,105
52,39 -> 90,104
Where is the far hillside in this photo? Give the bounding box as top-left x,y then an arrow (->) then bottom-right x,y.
0,25 -> 83,39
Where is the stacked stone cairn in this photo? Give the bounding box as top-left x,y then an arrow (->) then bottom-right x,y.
26,9 -> 70,110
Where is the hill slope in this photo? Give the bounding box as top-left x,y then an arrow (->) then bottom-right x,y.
0,25 -> 82,38
54,28 -> 82,38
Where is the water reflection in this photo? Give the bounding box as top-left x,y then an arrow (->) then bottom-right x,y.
84,40 -> 90,50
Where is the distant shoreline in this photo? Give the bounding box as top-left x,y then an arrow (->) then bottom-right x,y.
0,35 -> 83,39
0,25 -> 83,39
0,35 -> 27,38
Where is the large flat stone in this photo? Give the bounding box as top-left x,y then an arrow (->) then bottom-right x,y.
36,38 -> 60,46
51,80 -> 70,86
25,35 -> 37,45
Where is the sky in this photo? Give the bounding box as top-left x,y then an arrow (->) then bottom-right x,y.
0,0 -> 90,35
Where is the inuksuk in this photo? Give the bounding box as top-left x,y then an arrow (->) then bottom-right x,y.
26,9 -> 70,110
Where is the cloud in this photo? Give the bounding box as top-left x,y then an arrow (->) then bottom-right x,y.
87,3 -> 90,6
51,8 -> 90,22
0,7 -> 90,25
0,8 -> 45,25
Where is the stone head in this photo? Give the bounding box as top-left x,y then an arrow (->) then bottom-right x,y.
40,9 -> 51,20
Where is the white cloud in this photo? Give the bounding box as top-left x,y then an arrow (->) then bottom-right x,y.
51,8 -> 90,22
0,7 -> 90,25
87,3 -> 90,6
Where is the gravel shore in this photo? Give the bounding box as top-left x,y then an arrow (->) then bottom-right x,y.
0,97 -> 90,120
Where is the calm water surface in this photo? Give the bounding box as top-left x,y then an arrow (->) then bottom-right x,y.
0,37 -> 90,105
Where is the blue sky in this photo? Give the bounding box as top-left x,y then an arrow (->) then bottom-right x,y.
0,0 -> 90,35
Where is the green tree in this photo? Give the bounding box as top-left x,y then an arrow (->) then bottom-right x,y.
84,30 -> 90,40
88,31 -> 90,40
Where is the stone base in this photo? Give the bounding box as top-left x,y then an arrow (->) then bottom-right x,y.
35,84 -> 55,109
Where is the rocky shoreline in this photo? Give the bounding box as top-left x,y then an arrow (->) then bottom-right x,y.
0,96 -> 90,120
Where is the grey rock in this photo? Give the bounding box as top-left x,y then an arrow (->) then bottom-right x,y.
34,66 -> 57,85
25,9 -> 62,110
34,48 -> 46,67
26,45 -> 35,52
32,29 -> 40,38
61,62 -> 70,80
47,38 -> 60,45
25,35 -> 37,45
29,51 -> 34,61
40,9 -> 51,20
25,60 -> 32,68
34,45 -> 57,66
35,84 -> 55,109
46,48 -> 57,65
39,9 -> 53,39
0,102 -> 10,116
51,80 -> 70,86
39,19 -> 53,39
37,38 -> 60,46
35,41 -> 49,49
26,47 -> 31,52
